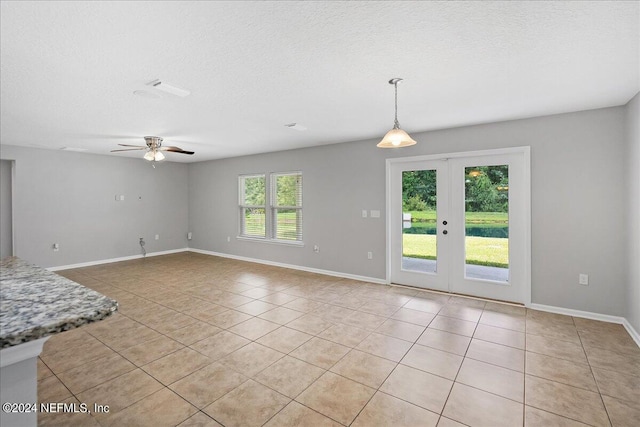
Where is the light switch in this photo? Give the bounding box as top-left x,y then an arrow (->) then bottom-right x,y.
370,210 -> 380,218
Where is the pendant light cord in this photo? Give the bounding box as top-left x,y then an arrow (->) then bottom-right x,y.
393,82 -> 400,128
389,79 -> 402,129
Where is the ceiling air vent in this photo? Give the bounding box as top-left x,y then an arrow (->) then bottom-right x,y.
60,147 -> 88,152
147,79 -> 190,97
284,123 -> 307,131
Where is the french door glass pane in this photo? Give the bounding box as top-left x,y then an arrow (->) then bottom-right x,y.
402,170 -> 437,273
464,165 -> 509,281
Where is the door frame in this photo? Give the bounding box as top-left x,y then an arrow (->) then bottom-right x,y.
385,146 -> 531,306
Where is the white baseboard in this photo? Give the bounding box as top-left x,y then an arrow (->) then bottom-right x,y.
529,303 -> 640,348
622,319 -> 640,348
44,248 -> 639,348
188,248 -> 387,285
528,303 -> 626,324
47,248 -> 189,271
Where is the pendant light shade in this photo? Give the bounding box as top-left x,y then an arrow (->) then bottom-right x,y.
377,78 -> 417,148
378,128 -> 417,148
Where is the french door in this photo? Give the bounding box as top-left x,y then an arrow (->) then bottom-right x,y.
388,148 -> 530,304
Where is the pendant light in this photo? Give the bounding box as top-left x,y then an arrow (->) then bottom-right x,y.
377,78 -> 417,148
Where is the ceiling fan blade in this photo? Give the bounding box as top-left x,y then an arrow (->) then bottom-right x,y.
117,144 -> 147,148
160,146 -> 195,155
111,148 -> 147,152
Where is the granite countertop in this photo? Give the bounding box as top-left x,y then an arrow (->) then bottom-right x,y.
0,257 -> 118,349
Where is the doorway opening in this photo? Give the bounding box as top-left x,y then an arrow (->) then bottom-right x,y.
388,148 -> 530,304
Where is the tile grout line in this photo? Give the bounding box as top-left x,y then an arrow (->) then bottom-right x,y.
575,319 -> 615,427
49,253 -> 637,426
437,313 -> 481,425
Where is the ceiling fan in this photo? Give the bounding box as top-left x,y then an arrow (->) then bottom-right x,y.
111,136 -> 194,162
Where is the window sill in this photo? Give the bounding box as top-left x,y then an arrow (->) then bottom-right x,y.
236,236 -> 304,247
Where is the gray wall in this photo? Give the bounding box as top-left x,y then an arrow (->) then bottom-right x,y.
0,146 -> 189,268
0,159 -> 13,258
0,104 -> 633,320
626,92 -> 640,332
189,106 -> 628,317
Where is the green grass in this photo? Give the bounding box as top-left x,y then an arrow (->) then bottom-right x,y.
403,234 -> 509,268
408,210 -> 508,224
245,211 -> 300,240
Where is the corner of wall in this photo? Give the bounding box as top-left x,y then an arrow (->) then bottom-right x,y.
626,92 -> 640,333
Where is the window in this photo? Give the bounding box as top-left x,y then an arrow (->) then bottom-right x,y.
271,172 -> 303,241
239,172 -> 303,243
239,174 -> 266,238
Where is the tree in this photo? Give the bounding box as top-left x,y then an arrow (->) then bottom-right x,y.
275,174 -> 301,206
402,170 -> 436,210
244,176 -> 265,205
465,166 -> 509,212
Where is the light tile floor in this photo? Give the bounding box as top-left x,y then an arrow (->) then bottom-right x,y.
37,253 -> 639,426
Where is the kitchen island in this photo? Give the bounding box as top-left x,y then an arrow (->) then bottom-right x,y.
0,257 -> 117,427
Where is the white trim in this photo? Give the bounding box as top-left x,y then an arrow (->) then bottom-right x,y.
0,337 -> 49,368
188,248 -> 387,285
236,236 -> 304,247
385,159 -> 393,285
623,318 -> 640,348
528,303 -> 626,324
522,147 -> 532,306
389,146 -> 531,164
385,146 -> 531,304
38,247 -> 639,348
529,303 -> 640,348
47,248 -> 189,271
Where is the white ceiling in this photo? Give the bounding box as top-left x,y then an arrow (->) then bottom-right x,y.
1,1 -> 638,162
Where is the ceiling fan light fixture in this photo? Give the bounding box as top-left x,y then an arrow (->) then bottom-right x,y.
377,78 -> 417,149
112,136 -> 193,161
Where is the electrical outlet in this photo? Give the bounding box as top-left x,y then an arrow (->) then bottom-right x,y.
579,274 -> 589,285
155,234 -> 159,240
362,210 -> 368,218
52,243 -> 59,252
227,236 -> 231,242
367,251 -> 373,260
313,245 -> 320,253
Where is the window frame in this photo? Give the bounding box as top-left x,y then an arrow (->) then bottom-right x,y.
238,174 -> 267,239
238,171 -> 303,245
270,171 -> 303,243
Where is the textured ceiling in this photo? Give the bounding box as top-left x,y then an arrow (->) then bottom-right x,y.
1,1 -> 638,162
